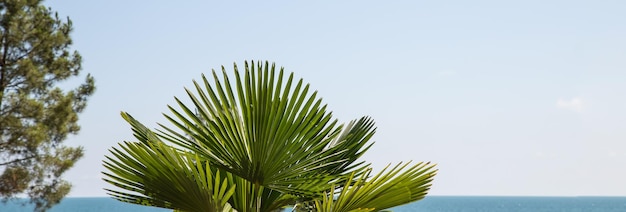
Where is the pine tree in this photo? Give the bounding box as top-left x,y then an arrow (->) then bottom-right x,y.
0,1 -> 95,211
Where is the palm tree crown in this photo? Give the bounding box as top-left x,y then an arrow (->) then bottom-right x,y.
103,61 -> 437,212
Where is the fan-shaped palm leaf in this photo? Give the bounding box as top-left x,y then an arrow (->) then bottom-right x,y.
103,113 -> 236,212
315,162 -> 437,212
157,61 -> 375,195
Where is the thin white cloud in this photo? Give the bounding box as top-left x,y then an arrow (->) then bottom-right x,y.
556,97 -> 584,112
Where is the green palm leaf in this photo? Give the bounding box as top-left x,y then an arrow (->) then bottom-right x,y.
158,61 -> 374,195
315,162 -> 437,212
103,113 -> 236,212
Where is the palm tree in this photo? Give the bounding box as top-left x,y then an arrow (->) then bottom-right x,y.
103,61 -> 437,212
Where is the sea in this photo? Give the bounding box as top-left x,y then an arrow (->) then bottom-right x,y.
2,196 -> 626,212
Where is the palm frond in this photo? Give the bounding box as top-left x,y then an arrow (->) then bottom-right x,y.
102,119 -> 236,211
315,162 -> 437,212
158,61 -> 375,195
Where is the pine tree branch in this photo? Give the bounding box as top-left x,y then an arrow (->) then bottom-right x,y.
0,155 -> 38,166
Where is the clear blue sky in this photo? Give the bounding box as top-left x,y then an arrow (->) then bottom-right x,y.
46,0 -> 626,197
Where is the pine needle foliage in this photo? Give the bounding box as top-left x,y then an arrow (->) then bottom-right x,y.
0,1 -> 95,211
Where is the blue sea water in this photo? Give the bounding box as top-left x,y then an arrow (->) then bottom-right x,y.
392,196 -> 626,212
2,196 -> 626,212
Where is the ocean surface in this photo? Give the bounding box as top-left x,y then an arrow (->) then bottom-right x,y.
2,196 -> 626,212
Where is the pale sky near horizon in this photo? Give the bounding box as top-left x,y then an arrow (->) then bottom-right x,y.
44,0 -> 626,197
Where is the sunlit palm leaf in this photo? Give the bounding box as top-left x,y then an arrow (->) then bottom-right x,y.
315,162 -> 437,212
103,114 -> 236,211
158,61 -> 375,195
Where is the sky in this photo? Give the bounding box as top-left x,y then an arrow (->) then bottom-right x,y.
44,0 -> 626,197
